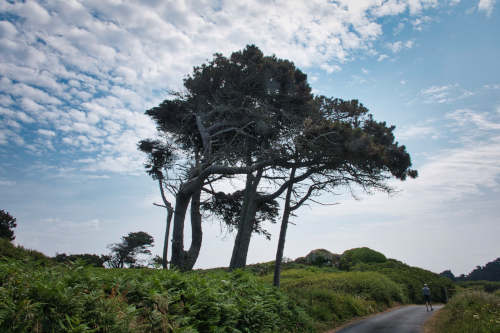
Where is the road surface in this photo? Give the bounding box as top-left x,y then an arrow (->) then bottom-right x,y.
335,305 -> 443,333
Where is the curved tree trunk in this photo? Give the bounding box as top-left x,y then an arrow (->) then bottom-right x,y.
158,180 -> 174,269
273,167 -> 296,287
170,178 -> 203,271
185,186 -> 203,270
229,169 -> 263,269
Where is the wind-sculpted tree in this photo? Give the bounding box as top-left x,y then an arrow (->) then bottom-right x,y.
141,45 -> 315,270
106,231 -> 154,268
140,45 -> 417,271
271,97 -> 418,286
138,140 -> 176,269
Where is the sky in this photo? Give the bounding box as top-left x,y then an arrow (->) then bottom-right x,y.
0,0 -> 499,276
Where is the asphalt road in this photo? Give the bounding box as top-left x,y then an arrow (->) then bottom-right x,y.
336,305 -> 443,333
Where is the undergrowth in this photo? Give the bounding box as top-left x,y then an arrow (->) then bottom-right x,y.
0,259 -> 314,332
428,290 -> 500,333
260,269 -> 406,331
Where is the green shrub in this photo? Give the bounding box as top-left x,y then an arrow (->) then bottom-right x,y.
339,247 -> 386,271
0,259 -> 314,332
259,269 -> 405,331
431,290 -> 500,332
349,259 -> 454,303
458,280 -> 500,293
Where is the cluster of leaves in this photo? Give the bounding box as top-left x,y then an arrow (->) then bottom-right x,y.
429,290 -> 500,332
0,255 -> 314,332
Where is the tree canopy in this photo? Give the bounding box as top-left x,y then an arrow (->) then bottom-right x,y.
139,45 -> 417,271
106,231 -> 154,268
0,209 -> 17,241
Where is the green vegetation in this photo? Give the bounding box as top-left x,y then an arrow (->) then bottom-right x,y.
457,280 -> 500,293
1,242 -> 456,332
338,247 -> 387,271
260,269 -> 405,331
349,258 -> 454,303
0,254 -> 314,332
428,290 -> 500,333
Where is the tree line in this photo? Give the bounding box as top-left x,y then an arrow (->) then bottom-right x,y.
139,45 -> 417,286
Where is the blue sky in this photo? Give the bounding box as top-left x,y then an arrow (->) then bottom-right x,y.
1,0 -> 499,275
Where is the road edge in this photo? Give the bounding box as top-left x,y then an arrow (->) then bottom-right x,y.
323,304 -> 406,333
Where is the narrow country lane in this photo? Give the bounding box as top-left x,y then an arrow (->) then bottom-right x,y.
335,305 -> 443,333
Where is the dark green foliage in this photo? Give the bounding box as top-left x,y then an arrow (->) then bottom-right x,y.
54,253 -> 107,267
339,247 -> 387,271
0,209 -> 16,241
201,190 -> 279,239
107,231 -> 154,268
458,280 -> 500,293
467,258 -> 500,282
0,257 -> 314,332
440,269 -> 456,280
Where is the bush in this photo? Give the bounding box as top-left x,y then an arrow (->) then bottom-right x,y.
458,280 -> 500,293
430,290 -> 500,332
260,269 -> 405,331
349,259 -> 454,303
339,247 -> 386,271
0,258 -> 314,332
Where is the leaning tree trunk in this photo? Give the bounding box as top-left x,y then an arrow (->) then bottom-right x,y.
229,169 -> 263,269
184,186 -> 203,270
273,167 -> 296,287
158,180 -> 174,269
170,178 -> 203,271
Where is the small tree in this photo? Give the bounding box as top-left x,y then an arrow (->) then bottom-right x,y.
0,209 -> 17,241
106,231 -> 154,268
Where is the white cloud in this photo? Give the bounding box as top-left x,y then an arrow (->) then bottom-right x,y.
37,129 -> 56,137
478,0 -> 496,16
421,83 -> 474,104
377,54 -> 390,61
412,15 -> 432,30
0,1 -> 446,174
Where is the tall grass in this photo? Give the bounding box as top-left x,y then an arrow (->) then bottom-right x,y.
429,290 -> 500,333
0,259 -> 314,332
260,269 -> 406,331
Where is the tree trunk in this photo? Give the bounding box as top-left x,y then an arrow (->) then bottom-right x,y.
170,178 -> 203,271
162,207 -> 173,269
273,167 -> 296,288
185,186 -> 203,270
229,169 -> 263,269
158,180 -> 174,269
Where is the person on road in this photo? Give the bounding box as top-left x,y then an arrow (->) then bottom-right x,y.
422,283 -> 433,311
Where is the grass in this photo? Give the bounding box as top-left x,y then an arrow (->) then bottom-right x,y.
0,256 -> 314,332
424,290 -> 500,333
1,239 -> 457,332
259,269 -> 406,331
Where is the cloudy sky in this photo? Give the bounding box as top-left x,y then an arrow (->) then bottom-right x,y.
1,0 -> 499,276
